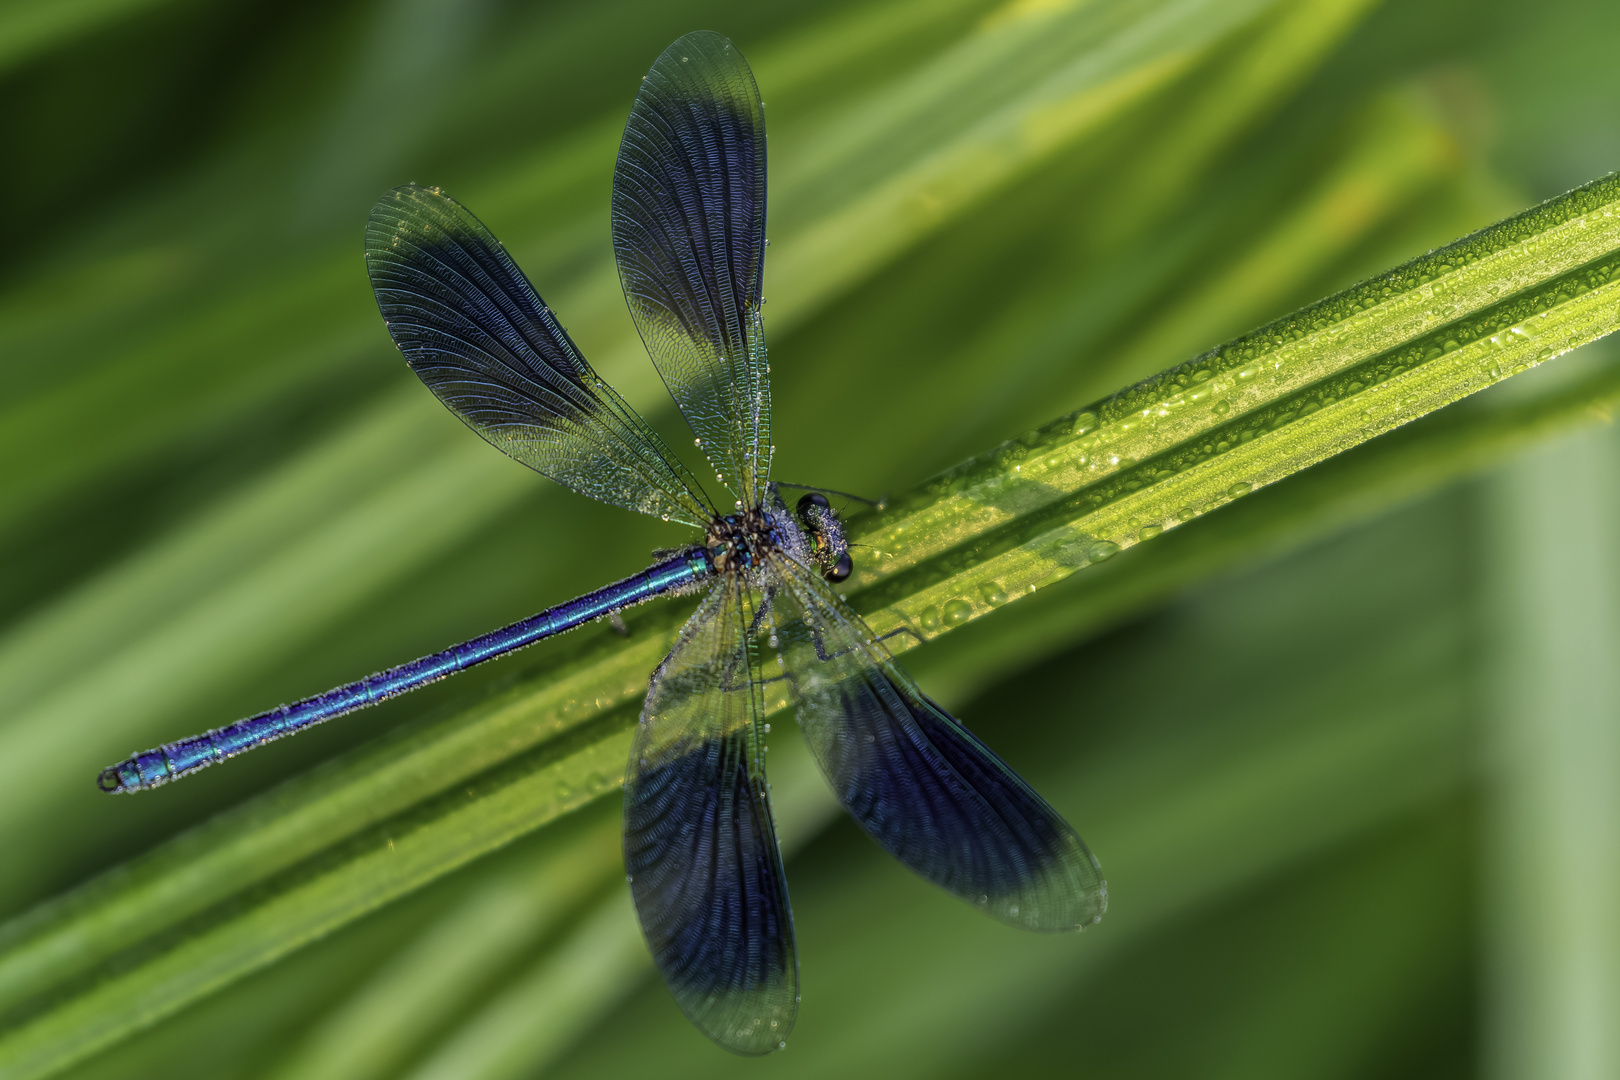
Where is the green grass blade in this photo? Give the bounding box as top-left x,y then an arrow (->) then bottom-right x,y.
916,350 -> 1620,705
1087,0 -> 1386,250
1083,90 -> 1465,393
763,0 -> 1280,323
0,0 -> 175,76
400,892 -> 647,1080
845,172 -> 1620,644
259,817 -> 624,1080
0,705 -> 637,1080
1481,411 -> 1620,1077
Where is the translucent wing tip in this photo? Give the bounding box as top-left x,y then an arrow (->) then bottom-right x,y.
666,28 -> 736,51
656,30 -> 748,72
674,976 -> 798,1056
364,183 -> 465,268
981,829 -> 1108,933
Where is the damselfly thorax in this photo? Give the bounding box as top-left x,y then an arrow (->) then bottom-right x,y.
702,491 -> 851,585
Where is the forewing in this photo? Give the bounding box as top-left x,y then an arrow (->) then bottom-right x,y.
366,183 -> 712,526
624,578 -> 797,1054
770,556 -> 1106,931
612,31 -> 771,509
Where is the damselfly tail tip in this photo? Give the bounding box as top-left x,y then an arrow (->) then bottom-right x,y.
97,763 -> 130,794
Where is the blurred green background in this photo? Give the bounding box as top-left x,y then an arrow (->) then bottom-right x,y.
2,0 -> 1617,1076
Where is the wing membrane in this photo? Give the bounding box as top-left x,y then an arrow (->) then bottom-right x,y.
624,578 -> 797,1054
612,30 -> 771,509
770,556 -> 1106,931
366,183 -> 712,526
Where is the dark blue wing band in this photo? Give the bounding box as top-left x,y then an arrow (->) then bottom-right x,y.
625,735 -> 795,1051
623,578 -> 797,1054
367,184 -> 712,525
773,558 -> 1106,931
612,30 -> 772,507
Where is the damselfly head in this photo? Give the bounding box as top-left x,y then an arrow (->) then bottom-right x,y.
795,493 -> 853,583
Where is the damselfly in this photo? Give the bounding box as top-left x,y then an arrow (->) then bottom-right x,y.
97,30 -> 1106,1054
